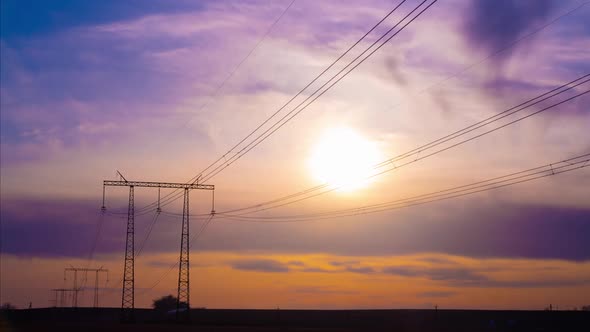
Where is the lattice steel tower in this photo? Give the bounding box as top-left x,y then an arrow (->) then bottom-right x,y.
122,185 -> 135,322
102,172 -> 214,323
177,188 -> 190,321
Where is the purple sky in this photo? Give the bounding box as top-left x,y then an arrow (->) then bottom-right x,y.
1,0 -> 589,309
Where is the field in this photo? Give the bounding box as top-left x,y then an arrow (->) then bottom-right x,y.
2,308 -> 589,332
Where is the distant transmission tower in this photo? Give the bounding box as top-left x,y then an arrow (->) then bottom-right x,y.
102,171 -> 214,322
51,288 -> 77,307
64,266 -> 109,308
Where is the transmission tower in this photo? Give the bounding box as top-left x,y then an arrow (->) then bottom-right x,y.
64,266 -> 109,308
50,288 -> 76,307
102,172 -> 214,322
63,267 -> 82,307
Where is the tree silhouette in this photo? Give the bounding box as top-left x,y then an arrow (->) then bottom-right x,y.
1,303 -> 16,310
152,295 -> 186,312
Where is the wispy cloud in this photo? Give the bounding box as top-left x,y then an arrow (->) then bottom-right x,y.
345,266 -> 376,274
416,291 -> 456,298
382,265 -> 590,288
462,0 -> 554,63
230,258 -> 290,273
294,286 -> 359,295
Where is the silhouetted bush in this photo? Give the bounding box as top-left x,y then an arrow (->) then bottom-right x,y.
152,295 -> 186,312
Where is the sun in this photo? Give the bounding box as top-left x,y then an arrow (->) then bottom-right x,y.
309,127 -> 381,191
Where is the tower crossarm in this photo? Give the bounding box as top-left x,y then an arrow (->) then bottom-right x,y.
103,180 -> 214,190
65,267 -> 109,273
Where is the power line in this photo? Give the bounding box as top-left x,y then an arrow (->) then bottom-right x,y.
190,1 -> 590,215
157,76 -> 589,219
131,0 -> 420,214
189,74 -> 589,216
136,0 -> 437,214
216,154 -> 589,222
124,0 -> 586,218
193,0 -> 411,182
198,0 -> 438,183
133,0 -> 412,214
228,88 -> 590,216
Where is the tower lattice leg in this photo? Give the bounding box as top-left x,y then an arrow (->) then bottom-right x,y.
177,188 -> 190,321
121,186 -> 135,322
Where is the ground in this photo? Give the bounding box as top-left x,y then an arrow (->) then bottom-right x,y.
2,308 -> 589,332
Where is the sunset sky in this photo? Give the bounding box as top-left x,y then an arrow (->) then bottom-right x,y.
1,0 -> 589,310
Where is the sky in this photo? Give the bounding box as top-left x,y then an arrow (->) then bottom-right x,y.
1,0 -> 589,310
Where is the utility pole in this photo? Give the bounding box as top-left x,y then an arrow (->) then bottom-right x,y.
102,173 -> 214,322
64,267 -> 109,308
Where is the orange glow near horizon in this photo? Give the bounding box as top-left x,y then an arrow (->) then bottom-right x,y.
3,252 -> 589,310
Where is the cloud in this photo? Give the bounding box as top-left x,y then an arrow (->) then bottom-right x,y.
329,260 -> 361,267
294,286 -> 359,295
383,266 -> 487,283
416,291 -> 456,298
199,202 -> 590,261
0,198 -> 112,258
345,266 -> 376,274
1,0 -> 589,264
0,197 -> 183,258
382,265 -> 590,288
417,257 -> 456,265
383,55 -> 408,86
230,259 -> 290,273
300,267 -> 338,273
3,197 -> 590,261
462,0 -> 554,63
288,260 -> 306,266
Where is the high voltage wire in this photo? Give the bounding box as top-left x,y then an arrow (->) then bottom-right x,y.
103,2 -> 585,294
132,74 -> 589,220
132,0 -> 413,213
112,74 -> 590,232
133,0 -> 432,215
92,1 -> 589,305
226,88 -> 590,216
215,154 -> 590,222
165,74 -> 587,217
199,0 -> 590,214
198,0 -> 438,184
133,0 -> 586,216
